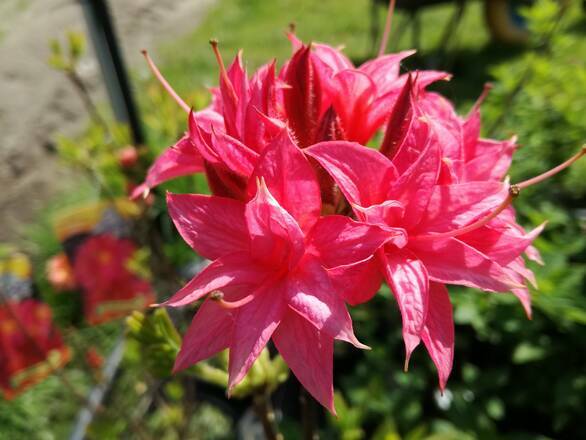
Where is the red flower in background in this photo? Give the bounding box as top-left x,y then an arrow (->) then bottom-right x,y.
0,300 -> 70,399
73,235 -> 154,325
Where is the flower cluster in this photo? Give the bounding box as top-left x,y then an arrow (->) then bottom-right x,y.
136,32 -> 583,413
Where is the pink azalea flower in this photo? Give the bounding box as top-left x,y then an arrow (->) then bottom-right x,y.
162,131 -> 394,413
380,76 -> 544,316
307,140 -> 534,389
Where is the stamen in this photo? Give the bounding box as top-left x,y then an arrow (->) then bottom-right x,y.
209,39 -> 227,77
378,0 -> 397,57
517,146 -> 585,190
288,22 -> 296,34
141,50 -> 190,113
209,39 -> 239,107
209,290 -> 255,309
469,82 -> 493,116
411,185 -> 520,242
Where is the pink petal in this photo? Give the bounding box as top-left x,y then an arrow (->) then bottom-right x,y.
132,136 -> 203,198
306,215 -> 399,268
381,249 -> 429,366
306,141 -> 397,207
459,222 -> 545,266
421,283 -> 454,390
330,70 -> 377,144
223,51 -> 249,139
167,193 -> 249,260
327,257 -> 383,306
410,237 -> 522,292
273,309 -> 336,414
414,182 -> 507,234
463,138 -> 516,181
210,129 -> 260,177
162,252 -> 268,307
388,138 -> 441,229
173,299 -> 235,372
358,50 -> 416,96
245,179 -> 305,270
352,200 -> 407,241
228,280 -> 287,390
287,257 -> 368,349
512,286 -> 532,319
313,42 -> 354,73
249,130 -> 321,232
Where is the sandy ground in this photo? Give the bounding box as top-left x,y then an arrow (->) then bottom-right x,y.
0,0 -> 215,241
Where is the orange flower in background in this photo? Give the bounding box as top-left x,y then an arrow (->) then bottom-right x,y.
0,300 -> 70,399
84,346 -> 104,370
46,253 -> 77,292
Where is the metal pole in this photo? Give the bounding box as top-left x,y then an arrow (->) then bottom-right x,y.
79,0 -> 144,145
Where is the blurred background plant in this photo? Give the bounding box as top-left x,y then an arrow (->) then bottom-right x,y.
1,0 -> 585,438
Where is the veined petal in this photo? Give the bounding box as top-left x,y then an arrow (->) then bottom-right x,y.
228,280 -> 287,390
249,130 -> 321,232
306,215 -> 400,268
388,137 -> 441,229
173,299 -> 235,372
162,252 -> 268,307
246,179 -> 305,269
132,136 -> 203,198
410,237 -> 522,292
273,309 -> 336,414
327,257 -> 383,306
313,42 -> 354,73
414,182 -> 507,234
459,222 -> 545,266
421,283 -> 454,390
330,70 -> 377,144
211,129 -> 260,177
358,50 -> 416,96
381,249 -> 429,366
287,257 -> 367,349
463,138 -> 516,182
306,141 -> 398,207
352,201 -> 406,239
167,193 -> 249,260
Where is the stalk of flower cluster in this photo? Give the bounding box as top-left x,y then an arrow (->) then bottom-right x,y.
412,145 -> 585,242
253,389 -> 283,440
378,0 -> 397,56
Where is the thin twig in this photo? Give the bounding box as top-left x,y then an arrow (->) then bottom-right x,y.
253,389 -> 282,440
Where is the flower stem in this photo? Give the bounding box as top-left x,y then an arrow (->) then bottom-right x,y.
253,389 -> 282,440
300,388 -> 318,440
